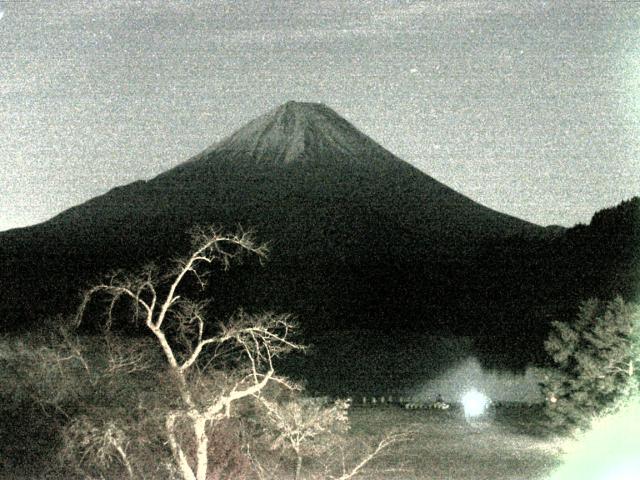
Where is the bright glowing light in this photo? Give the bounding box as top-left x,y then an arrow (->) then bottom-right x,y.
461,389 -> 489,418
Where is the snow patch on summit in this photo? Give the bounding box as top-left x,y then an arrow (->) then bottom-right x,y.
211,101 -> 386,165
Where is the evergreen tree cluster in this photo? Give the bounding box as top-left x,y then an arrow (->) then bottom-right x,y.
540,297 -> 639,430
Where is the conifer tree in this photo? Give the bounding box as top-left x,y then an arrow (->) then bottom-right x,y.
540,297 -> 639,430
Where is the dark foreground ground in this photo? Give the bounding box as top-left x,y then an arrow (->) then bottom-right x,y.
1,403 -> 563,479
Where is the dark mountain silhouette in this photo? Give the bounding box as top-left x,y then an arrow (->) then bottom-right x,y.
1,101 -> 637,392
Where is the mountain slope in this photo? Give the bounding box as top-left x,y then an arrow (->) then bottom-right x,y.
1,101 -> 543,270
44,101 -> 540,247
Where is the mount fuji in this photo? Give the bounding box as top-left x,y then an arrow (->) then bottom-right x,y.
4,101 -> 635,389
0,102 -> 546,330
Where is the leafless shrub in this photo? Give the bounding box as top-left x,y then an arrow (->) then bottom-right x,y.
253,391 -> 413,480
61,416 -> 136,479
258,395 -> 349,480
318,430 -> 414,480
0,318 -> 95,417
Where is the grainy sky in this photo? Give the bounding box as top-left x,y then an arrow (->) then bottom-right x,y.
1,0 -> 639,231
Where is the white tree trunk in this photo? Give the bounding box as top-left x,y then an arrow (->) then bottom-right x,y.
166,413 -> 197,480
193,416 -> 209,480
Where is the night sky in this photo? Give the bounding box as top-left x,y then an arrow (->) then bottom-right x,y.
1,0 -> 638,232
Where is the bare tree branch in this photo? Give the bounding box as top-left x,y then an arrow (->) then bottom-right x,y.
328,432 -> 413,480
72,227 -> 300,480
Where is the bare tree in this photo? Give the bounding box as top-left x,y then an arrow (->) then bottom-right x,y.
62,417 -> 136,479
0,316 -> 95,418
258,395 -> 413,480
323,431 -> 413,480
77,227 -> 303,480
260,397 -> 350,480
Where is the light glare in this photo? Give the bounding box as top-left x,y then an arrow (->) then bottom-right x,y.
462,389 -> 489,418
548,400 -> 640,480
603,462 -> 640,480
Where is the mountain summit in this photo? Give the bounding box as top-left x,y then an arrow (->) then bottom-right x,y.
152,100 -> 540,251
194,101 -> 396,166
